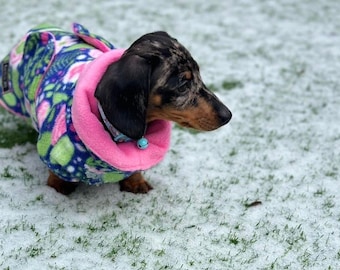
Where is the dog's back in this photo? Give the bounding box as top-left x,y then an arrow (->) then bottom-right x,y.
0,24 -> 103,123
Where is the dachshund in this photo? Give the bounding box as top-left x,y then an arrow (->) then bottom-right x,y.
0,24 -> 232,195
93,31 -> 232,194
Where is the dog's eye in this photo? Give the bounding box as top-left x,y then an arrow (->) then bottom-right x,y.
178,79 -> 188,88
177,79 -> 189,93
177,71 -> 192,92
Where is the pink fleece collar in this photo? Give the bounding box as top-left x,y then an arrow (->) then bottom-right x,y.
72,49 -> 172,172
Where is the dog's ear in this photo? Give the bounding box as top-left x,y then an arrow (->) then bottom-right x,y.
95,54 -> 151,140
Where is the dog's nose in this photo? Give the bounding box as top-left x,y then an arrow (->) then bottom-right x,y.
218,105 -> 232,126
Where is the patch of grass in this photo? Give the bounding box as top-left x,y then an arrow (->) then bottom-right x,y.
221,80 -> 243,91
49,223 -> 65,234
105,231 -> 144,262
74,236 -> 90,249
229,148 -> 238,157
35,194 -> 44,201
324,166 -> 338,178
4,217 -> 37,235
228,232 -> 240,245
322,197 -> 335,211
19,166 -> 35,186
207,80 -> 243,93
27,245 -> 43,258
0,109 -> 37,148
1,166 -> 15,179
313,188 -> 326,197
153,249 -> 166,257
169,163 -> 178,174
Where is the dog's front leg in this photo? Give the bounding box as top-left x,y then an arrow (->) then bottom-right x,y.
47,171 -> 79,195
119,172 -> 153,194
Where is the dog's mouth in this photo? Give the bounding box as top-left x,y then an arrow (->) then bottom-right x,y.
179,118 -> 222,131
179,121 -> 193,128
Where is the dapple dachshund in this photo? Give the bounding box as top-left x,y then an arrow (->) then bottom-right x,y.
0,23 -> 232,195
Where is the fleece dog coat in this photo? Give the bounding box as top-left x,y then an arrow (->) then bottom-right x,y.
0,23 -> 171,185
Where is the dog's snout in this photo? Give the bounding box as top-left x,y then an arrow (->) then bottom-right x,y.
217,104 -> 232,126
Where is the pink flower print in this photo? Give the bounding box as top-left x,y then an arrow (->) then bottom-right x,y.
36,100 -> 50,129
9,37 -> 26,68
51,104 -> 67,145
40,32 -> 50,45
63,62 -> 87,83
9,51 -> 23,68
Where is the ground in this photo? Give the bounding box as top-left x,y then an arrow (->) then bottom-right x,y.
0,0 -> 340,269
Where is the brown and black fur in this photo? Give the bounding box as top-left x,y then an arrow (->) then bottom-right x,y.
48,31 -> 232,195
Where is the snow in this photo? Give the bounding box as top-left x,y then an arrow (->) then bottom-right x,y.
1,0 -> 340,269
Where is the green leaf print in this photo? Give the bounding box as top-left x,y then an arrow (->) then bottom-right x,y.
2,93 -> 17,107
37,132 -> 52,157
50,136 -> 75,166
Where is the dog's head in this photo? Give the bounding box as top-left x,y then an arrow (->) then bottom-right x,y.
95,31 -> 232,140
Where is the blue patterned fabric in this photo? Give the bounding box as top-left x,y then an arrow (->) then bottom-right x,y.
0,23 -> 135,185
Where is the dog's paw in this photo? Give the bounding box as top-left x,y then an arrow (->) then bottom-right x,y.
47,171 -> 78,195
119,172 -> 153,194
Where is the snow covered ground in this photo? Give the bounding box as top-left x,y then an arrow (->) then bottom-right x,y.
0,0 -> 340,269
